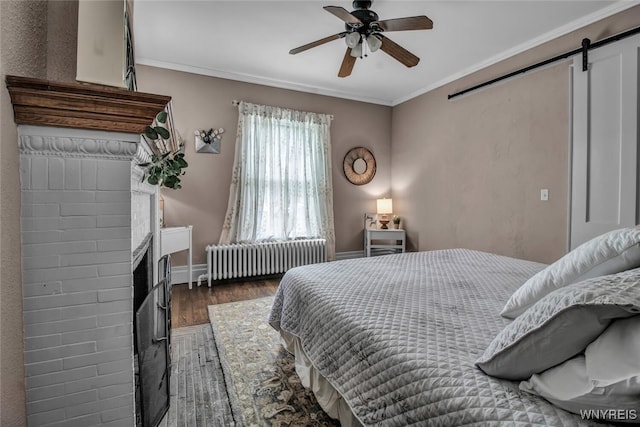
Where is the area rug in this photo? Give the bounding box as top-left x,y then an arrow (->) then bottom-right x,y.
208,297 -> 339,427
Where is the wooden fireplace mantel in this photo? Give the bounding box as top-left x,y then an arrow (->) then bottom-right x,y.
5,75 -> 171,134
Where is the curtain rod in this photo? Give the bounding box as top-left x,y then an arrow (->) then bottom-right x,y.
231,100 -> 334,119
448,25 -> 640,100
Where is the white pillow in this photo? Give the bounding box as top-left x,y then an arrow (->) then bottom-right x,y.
585,315 -> 640,386
501,227 -> 640,318
519,316 -> 640,423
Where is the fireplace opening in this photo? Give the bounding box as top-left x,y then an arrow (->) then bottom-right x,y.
133,237 -> 171,427
133,239 -> 154,345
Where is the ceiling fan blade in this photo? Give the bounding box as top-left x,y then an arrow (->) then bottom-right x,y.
377,16 -> 433,32
380,36 -> 420,67
289,32 -> 346,55
324,6 -> 363,26
338,48 -> 356,78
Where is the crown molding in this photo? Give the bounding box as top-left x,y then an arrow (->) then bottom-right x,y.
392,1 -> 640,105
135,59 -> 393,106
138,1 -> 636,108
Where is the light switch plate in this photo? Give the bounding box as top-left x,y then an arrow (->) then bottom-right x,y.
540,189 -> 549,201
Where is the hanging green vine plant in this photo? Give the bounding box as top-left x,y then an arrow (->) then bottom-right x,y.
139,110 -> 188,190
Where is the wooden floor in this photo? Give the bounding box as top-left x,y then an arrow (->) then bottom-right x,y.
171,277 -> 281,327
159,324 -> 236,427
157,278 -> 282,426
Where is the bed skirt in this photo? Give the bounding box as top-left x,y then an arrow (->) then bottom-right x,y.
278,329 -> 363,427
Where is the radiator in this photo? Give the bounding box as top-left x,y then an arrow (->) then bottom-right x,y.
199,239 -> 327,287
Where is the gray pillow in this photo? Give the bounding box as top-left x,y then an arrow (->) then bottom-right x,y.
476,268 -> 640,380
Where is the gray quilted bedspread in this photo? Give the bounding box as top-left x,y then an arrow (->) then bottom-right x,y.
268,249 -> 610,427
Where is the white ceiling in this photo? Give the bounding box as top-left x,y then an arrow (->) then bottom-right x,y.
133,1 -> 635,106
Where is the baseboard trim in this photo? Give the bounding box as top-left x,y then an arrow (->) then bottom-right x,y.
171,263 -> 207,286
335,250 -> 364,260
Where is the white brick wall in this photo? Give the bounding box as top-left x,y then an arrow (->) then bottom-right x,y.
131,191 -> 152,252
131,141 -> 157,254
18,126 -> 157,426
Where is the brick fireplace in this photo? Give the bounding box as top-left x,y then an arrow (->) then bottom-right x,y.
7,76 -> 170,426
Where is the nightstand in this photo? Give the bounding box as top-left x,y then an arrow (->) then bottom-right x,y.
364,228 -> 406,257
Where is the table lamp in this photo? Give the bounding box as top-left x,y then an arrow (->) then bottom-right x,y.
377,198 -> 393,229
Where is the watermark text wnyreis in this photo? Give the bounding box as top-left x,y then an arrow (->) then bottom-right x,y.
580,409 -> 637,422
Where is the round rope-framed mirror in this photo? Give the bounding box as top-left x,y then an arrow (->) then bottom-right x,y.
343,147 -> 376,185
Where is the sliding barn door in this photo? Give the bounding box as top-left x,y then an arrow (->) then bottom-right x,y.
570,34 -> 640,249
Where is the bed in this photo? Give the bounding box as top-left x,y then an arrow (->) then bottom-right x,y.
268,246 -> 640,426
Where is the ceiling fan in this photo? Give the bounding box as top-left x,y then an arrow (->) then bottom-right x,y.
289,0 -> 433,78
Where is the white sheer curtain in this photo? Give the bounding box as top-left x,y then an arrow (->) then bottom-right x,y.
219,102 -> 335,260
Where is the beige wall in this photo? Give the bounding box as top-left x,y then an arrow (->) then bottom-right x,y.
136,65 -> 393,264
392,6 -> 640,264
0,1 -> 77,425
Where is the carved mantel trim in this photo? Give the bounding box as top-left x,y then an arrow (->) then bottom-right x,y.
6,75 -> 170,134
19,133 -> 138,160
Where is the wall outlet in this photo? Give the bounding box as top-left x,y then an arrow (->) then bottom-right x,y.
540,189 -> 549,201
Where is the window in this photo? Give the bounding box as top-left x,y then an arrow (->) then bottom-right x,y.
219,102 -> 335,256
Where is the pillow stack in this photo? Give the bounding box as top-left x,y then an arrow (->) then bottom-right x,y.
476,269 -> 640,379
476,227 -> 640,423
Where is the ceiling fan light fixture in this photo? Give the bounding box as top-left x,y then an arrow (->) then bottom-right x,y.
290,2 -> 433,77
345,31 -> 361,48
367,34 -> 382,52
350,42 -> 362,58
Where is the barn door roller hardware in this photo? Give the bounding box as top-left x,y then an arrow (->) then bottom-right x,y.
448,25 -> 640,100
581,38 -> 590,72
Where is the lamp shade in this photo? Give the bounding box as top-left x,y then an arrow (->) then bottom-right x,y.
377,198 -> 393,214
367,34 -> 382,52
345,32 -> 361,48
350,42 -> 362,58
